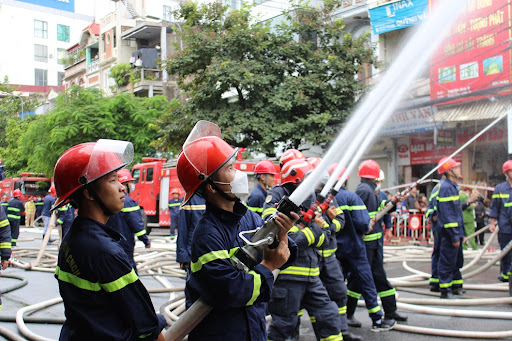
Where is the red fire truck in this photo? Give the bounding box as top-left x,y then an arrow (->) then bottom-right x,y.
130,156 -> 280,233
0,172 -> 52,202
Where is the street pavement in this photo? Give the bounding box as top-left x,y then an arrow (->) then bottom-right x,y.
1,227 -> 512,340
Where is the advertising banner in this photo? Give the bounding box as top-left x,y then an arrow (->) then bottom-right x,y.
380,106 -> 439,136
429,0 -> 512,102
17,0 -> 75,13
369,0 -> 429,35
410,136 -> 461,165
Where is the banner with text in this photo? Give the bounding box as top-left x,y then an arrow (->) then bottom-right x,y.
380,106 -> 439,136
369,0 -> 429,35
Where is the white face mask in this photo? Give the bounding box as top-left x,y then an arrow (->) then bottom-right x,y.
214,169 -> 249,199
375,184 -> 381,192
129,183 -> 135,193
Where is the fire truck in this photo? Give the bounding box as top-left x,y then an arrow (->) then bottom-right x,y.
0,172 -> 52,202
129,155 -> 280,233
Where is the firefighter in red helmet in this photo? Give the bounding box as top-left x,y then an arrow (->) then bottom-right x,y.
490,160 -> 512,293
7,189 -> 24,246
176,120 -> 298,341
436,156 -> 465,299
53,139 -> 166,340
279,148 -> 305,168
168,187 -> 182,240
246,160 -> 277,215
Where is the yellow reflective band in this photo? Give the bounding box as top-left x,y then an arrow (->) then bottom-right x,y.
316,233 -> 325,247
58,206 -> 68,211
55,266 -> 101,291
339,306 -> 347,314
0,242 -> 11,248
262,207 -> 277,219
363,232 -> 382,242
247,206 -> 263,213
11,238 -> 17,242
0,203 -> 8,206
378,288 -> 396,298
333,219 -> 341,232
323,222 -> 330,228
246,270 -> 262,306
318,248 -> 337,258
347,290 -> 361,299
122,206 -> 141,212
310,316 -> 316,323
0,219 -> 9,228
452,279 -> 463,285
101,269 -> 139,292
57,219 -> 64,224
437,195 -> 459,202
168,203 -> 181,207
369,211 -> 377,218
7,207 -> 20,212
297,309 -> 304,316
444,222 -> 458,228
320,333 -> 343,341
134,229 -> 147,237
439,282 -> 452,288
279,266 -> 320,277
302,228 -> 315,246
425,208 -> 433,218
335,207 -> 344,215
182,205 -> 206,211
493,193 -> 510,199
138,332 -> 152,339
505,203 -> 512,207
338,205 -> 367,211
368,306 -> 381,314
429,278 -> 439,283
7,215 -> 20,219
501,273 -> 509,280
228,247 -> 239,257
191,250 -> 230,273
429,188 -> 440,201
289,226 -> 300,233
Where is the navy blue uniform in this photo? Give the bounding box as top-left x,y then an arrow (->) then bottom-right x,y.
426,183 -> 441,289
176,195 -> 206,265
107,196 -> 150,272
169,197 -> 182,237
56,204 -> 75,239
334,187 -> 384,322
246,184 -> 267,215
186,200 -> 297,341
35,198 -> 44,218
55,217 -> 166,340
489,181 -> 512,281
7,197 -> 24,246
264,185 -> 342,341
1,201 -> 8,215
436,178 -> 464,293
0,208 -> 11,311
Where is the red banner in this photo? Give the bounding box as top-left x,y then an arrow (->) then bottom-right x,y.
410,136 -> 461,165
429,0 -> 512,102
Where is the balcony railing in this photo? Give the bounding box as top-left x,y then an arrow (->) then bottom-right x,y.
87,59 -> 100,74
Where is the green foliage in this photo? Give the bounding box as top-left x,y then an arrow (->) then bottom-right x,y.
0,86 -> 174,176
110,63 -> 133,87
160,0 -> 378,154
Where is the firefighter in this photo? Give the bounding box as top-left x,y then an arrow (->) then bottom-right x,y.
279,148 -> 306,167
176,120 -> 298,340
426,181 -> 441,292
34,196 -> 44,222
176,193 -> 206,273
436,156 -> 465,299
169,188 -> 182,240
265,159 -> 342,341
41,185 -> 56,241
7,189 -> 24,246
490,160 -> 512,286
350,160 -> 406,327
56,203 -> 75,241
329,163 -> 394,332
246,160 -> 277,215
107,169 -> 151,273
1,195 -> 9,215
0,202 -> 11,311
375,170 -> 393,243
52,139 -> 166,340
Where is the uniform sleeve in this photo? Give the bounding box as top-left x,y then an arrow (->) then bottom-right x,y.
437,186 -> 462,242
349,195 -> 371,235
177,205 -> 192,263
0,209 -> 11,260
426,185 -> 440,221
96,251 -> 166,339
489,186 -> 501,219
246,192 -> 264,215
122,204 -> 150,246
190,232 -> 274,308
56,206 -> 68,225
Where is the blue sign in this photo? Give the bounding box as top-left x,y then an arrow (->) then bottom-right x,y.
17,0 -> 75,13
369,0 -> 428,35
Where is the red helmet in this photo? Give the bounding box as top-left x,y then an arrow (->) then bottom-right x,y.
118,169 -> 135,184
49,185 -> 56,197
254,160 -> 277,175
328,163 -> 349,181
503,160 -> 512,174
306,157 -> 322,169
171,187 -> 180,194
280,159 -> 312,185
358,159 -> 380,179
53,139 -> 133,209
12,189 -> 22,198
437,157 -> 461,174
279,149 -> 305,167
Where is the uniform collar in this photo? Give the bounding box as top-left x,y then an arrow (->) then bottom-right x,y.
361,178 -> 376,190
75,216 -> 124,241
206,200 -> 247,226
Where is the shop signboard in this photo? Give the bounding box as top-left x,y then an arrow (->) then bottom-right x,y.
369,0 -> 429,35
436,129 -> 456,146
429,0 -> 512,102
17,0 -> 74,12
380,106 -> 439,136
410,136 -> 461,165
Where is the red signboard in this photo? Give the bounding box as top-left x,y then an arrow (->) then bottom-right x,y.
429,0 -> 512,102
410,136 -> 461,165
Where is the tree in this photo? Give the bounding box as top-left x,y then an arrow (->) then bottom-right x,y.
159,0 -> 378,154
1,86 -> 175,176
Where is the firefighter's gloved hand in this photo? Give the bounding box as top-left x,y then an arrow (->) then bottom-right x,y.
262,239 -> 291,271
313,213 -> 325,228
274,211 -> 299,243
326,205 -> 337,220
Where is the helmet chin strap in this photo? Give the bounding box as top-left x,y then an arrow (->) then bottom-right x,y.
208,179 -> 237,202
88,186 -> 116,217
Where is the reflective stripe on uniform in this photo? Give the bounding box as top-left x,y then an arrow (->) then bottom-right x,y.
301,228 -> 315,246
368,211 -> 377,218
363,232 -> 382,242
338,205 -> 366,211
7,214 -> 20,220
437,195 -> 459,202
55,266 -> 139,292
279,266 -> 320,277
320,333 -> 343,341
246,270 -> 262,306
378,288 -> 396,298
262,207 -> 277,218
444,222 -> 458,228
0,242 -> 11,248
134,229 -> 147,237
347,290 -> 361,299
368,306 -> 381,314
339,306 -> 347,314
182,205 -> 206,211
0,219 -> 9,228
318,248 -> 337,258
191,250 -> 230,273
315,233 -> 325,247
101,269 -> 139,292
247,206 -> 263,213
429,277 -> 439,283
168,203 -> 181,207
122,206 -> 141,213
333,219 -> 342,232
493,193 -> 510,199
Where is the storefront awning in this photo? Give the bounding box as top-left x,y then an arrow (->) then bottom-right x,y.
430,99 -> 512,123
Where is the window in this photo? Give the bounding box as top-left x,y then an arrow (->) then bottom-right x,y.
35,69 -> 48,86
146,168 -> 154,182
57,24 -> 70,42
132,168 -> 140,184
34,44 -> 48,62
163,5 -> 173,21
34,20 -> 48,38
57,48 -> 67,65
58,72 -> 65,86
